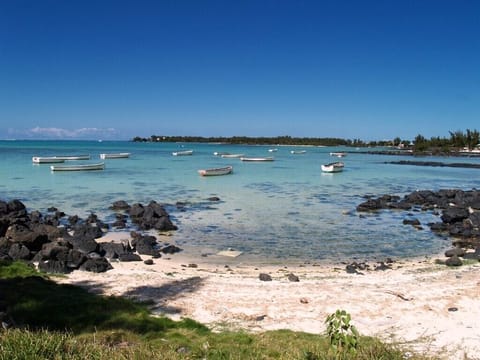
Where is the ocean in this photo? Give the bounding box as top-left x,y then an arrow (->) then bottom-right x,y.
2,140 -> 479,263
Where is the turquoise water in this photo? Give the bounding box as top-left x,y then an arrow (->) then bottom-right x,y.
2,140 -> 480,262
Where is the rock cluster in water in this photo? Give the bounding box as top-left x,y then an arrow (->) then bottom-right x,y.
356,189 -> 480,266
0,199 -> 180,274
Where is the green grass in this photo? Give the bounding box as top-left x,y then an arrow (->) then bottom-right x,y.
0,260 -> 438,359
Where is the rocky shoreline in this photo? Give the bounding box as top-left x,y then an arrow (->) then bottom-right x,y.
357,188 -> 480,266
0,199 -> 180,274
1,188 -> 479,276
386,160 -> 480,169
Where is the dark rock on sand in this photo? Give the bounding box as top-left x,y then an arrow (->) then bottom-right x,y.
38,260 -> 71,274
7,243 -> 31,260
80,257 -> 113,272
118,253 -> 142,262
445,248 -> 466,258
287,273 -> 300,282
4,224 -> 50,252
160,244 -> 182,254
445,255 -> 463,267
100,242 -> 129,260
129,201 -> 178,231
259,273 -> 272,281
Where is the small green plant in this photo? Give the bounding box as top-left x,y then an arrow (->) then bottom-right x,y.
325,309 -> 359,357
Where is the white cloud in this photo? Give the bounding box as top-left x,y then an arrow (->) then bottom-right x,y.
24,126 -> 119,139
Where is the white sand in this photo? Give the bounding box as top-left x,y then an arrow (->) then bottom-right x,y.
56,250 -> 480,360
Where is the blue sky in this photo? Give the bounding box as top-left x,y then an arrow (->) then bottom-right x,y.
1,1 -> 479,141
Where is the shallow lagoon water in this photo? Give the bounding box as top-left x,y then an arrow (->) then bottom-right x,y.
2,140 -> 480,262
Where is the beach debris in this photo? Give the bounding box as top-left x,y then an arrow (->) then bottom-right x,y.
448,307 -> 458,312
300,298 -> 309,304
217,249 -> 242,257
385,290 -> 413,301
144,259 -> 154,265
259,273 -> 272,281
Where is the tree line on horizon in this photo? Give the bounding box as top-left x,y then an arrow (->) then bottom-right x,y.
132,129 -> 480,153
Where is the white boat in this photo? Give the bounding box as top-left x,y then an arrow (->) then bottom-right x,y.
321,162 -> 344,173
213,151 -> 230,156
172,150 -> 193,156
268,148 -> 278,152
290,150 -> 306,154
100,153 -> 130,159
198,165 -> 233,176
221,153 -> 244,158
50,162 -> 105,171
32,156 -> 65,164
240,157 -> 274,162
54,155 -> 90,160
330,152 -> 347,158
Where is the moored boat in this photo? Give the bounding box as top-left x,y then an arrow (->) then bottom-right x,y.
221,153 -> 244,158
240,157 -> 274,162
330,152 -> 347,158
321,162 -> 344,173
32,156 -> 65,164
290,150 -> 307,154
268,148 -> 278,152
100,153 -> 130,159
172,150 -> 193,156
50,162 -> 105,171
54,155 -> 90,160
198,165 -> 233,176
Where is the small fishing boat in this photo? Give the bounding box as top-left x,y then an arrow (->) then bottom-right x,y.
172,150 -> 193,156
221,153 -> 244,158
240,157 -> 275,162
321,162 -> 344,173
290,150 -> 307,154
213,151 -> 230,156
32,156 -> 65,164
54,155 -> 90,160
50,162 -> 105,171
198,165 -> 233,176
330,152 -> 347,158
100,153 -> 130,159
268,148 -> 278,152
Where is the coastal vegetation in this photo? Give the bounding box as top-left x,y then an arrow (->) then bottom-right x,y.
132,128 -> 480,154
0,260 -> 432,359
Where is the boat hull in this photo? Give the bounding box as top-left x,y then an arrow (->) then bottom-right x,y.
172,150 -> 193,156
321,162 -> 344,173
240,157 -> 274,162
32,157 -> 65,164
100,153 -> 130,159
221,154 -> 244,158
198,166 -> 233,176
50,163 -> 105,171
54,155 -> 90,160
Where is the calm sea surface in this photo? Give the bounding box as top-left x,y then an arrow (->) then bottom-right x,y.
2,140 -> 480,263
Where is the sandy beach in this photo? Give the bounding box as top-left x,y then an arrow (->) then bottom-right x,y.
56,243 -> 480,360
